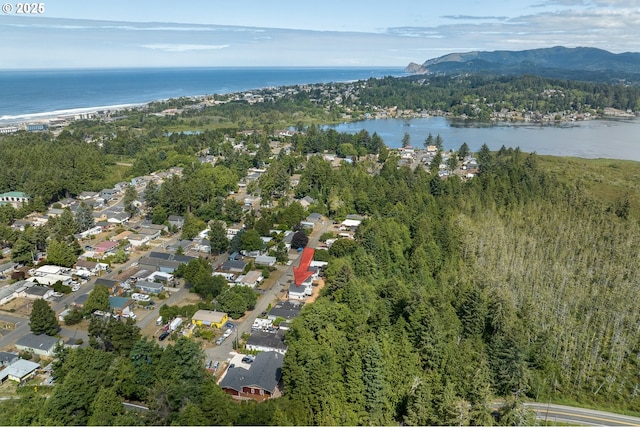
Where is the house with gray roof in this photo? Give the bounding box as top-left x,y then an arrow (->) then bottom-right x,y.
148,251 -> 172,260
94,278 -> 123,296
267,300 -> 304,321
73,293 -> 89,309
245,330 -> 287,354
306,212 -> 323,222
255,255 -> 276,267
99,189 -> 117,202
137,256 -> 181,273
0,261 -> 18,277
23,285 -> 54,300
0,280 -> 29,305
220,260 -> 247,273
0,359 -> 40,383
15,333 -> 63,357
0,351 -> 19,367
135,280 -> 163,294
219,351 -> 283,400
168,215 -> 184,229
167,240 -> 193,253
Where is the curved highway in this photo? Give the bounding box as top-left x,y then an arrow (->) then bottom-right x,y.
527,402 -> 640,426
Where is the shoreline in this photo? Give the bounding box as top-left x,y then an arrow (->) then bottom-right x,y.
0,66 -> 407,126
0,103 -> 147,126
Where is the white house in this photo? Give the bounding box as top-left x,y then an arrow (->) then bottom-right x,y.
127,234 -> 150,247
76,225 -> 103,239
16,333 -> 62,357
32,265 -> 69,277
0,359 -> 40,383
255,255 -> 276,267
288,280 -> 313,300
234,271 -> 263,288
27,274 -> 72,287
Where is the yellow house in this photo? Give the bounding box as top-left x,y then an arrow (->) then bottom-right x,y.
191,310 -> 228,328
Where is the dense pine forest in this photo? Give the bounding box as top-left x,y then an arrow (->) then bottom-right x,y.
356,74 -> 640,116
280,148 -> 640,424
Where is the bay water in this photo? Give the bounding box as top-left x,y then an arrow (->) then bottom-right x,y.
328,116 -> 640,161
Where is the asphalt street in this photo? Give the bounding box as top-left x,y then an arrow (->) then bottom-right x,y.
527,402 -> 640,426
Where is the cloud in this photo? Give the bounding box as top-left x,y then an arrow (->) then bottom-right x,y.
441,15 -> 509,21
140,44 -> 230,52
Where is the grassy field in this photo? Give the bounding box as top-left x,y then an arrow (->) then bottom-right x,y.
539,155 -> 640,215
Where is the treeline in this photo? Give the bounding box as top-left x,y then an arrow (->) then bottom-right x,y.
0,132 -> 106,204
355,74 -> 640,116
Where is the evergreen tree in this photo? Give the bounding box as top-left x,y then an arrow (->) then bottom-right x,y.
46,239 -> 77,267
208,220 -> 229,254
240,229 -> 264,252
402,132 -> 411,148
424,132 -> 434,149
74,203 -> 95,233
83,285 -> 110,316
123,185 -> 138,217
87,387 -> 124,426
224,199 -> 243,223
29,298 -> 59,336
151,205 -> 168,225
144,180 -> 159,208
362,340 -> 387,424
11,236 -> 34,264
458,142 -> 470,160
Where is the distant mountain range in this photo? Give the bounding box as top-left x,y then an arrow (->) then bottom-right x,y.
405,46 -> 640,83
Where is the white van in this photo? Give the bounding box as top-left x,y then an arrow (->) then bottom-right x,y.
156,316 -> 163,326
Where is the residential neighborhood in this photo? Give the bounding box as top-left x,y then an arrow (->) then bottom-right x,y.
0,149 -> 345,401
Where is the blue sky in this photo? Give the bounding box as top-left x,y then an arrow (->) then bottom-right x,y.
1,0 -> 639,69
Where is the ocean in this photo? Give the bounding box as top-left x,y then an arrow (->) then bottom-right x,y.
0,67 -> 404,123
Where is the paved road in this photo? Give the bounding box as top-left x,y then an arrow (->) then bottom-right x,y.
204,217 -> 332,364
527,402 -> 640,426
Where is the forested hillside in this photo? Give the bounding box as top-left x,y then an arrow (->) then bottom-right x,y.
357,75 -> 640,116
281,149 -> 640,424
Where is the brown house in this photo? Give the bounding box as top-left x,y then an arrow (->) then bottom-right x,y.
219,351 -> 283,401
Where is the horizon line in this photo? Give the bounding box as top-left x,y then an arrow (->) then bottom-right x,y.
0,65 -> 407,72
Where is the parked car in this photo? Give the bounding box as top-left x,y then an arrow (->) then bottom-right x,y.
158,331 -> 169,341
241,356 -> 254,364
215,337 -> 224,346
213,361 -> 219,371
224,322 -> 234,329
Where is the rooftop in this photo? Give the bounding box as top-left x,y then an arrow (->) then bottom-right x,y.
16,333 -> 61,351
192,310 -> 227,324
219,351 -> 284,393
